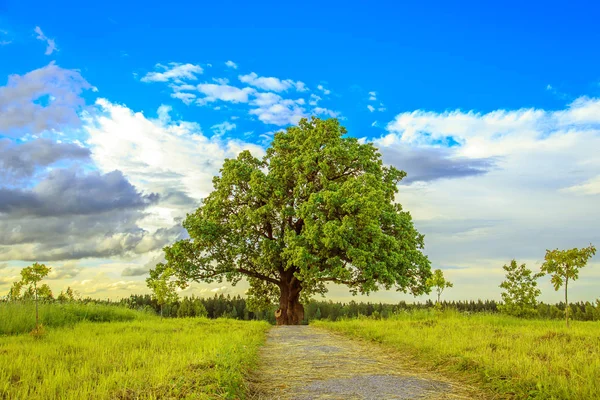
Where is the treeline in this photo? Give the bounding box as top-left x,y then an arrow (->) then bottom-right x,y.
119,294 -> 600,322
5,290 -> 600,323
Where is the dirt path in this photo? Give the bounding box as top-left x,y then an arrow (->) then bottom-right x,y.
248,326 -> 478,400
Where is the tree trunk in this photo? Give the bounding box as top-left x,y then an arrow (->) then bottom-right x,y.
275,278 -> 304,325
565,277 -> 569,328
34,281 -> 39,329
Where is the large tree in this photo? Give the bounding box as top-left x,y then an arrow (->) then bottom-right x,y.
153,117 -> 431,325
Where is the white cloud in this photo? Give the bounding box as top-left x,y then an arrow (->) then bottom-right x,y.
562,175 -> 600,195
317,84 -> 331,95
141,63 -> 203,83
295,81 -> 308,92
84,99 -> 264,220
196,83 -> 255,104
309,94 -> 321,106
211,121 -> 236,136
170,92 -> 196,105
212,77 -> 229,85
369,91 -> 377,101
367,105 -> 375,112
249,92 -> 306,126
239,72 -> 305,93
313,107 -> 340,118
0,62 -> 92,135
225,60 -> 238,69
378,96 -> 600,301
34,26 -> 57,55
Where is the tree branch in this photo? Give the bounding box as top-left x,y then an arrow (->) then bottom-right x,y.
237,267 -> 281,286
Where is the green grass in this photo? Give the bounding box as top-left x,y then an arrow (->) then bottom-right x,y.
313,310 -> 600,400
0,301 -> 149,335
0,318 -> 270,399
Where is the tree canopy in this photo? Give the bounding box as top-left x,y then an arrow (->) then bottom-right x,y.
541,244 -> 596,326
426,269 -> 453,304
152,117 -> 432,324
498,260 -> 542,318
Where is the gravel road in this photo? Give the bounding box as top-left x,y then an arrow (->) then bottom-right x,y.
248,325 -> 478,400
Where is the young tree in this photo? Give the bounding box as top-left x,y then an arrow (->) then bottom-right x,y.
146,266 -> 179,318
57,286 -> 76,302
426,269 -> 453,304
7,281 -> 23,301
498,260 -> 543,318
541,244 -> 596,327
152,117 -> 432,325
20,263 -> 52,329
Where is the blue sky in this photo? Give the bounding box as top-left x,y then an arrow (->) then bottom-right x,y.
1,0 -> 599,302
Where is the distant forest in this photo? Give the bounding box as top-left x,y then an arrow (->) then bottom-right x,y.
87,294 -> 600,323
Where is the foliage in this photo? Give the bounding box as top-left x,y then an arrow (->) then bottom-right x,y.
498,260 -> 543,318
56,287 -> 77,302
15,262 -> 52,329
0,318 -> 269,399
425,269 -> 453,304
154,117 -> 431,324
7,281 -> 23,301
315,311 -> 600,400
541,244 -> 596,326
146,266 -> 179,317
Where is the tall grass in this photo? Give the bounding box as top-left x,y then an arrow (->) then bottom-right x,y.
314,310 -> 600,399
0,301 -> 150,335
0,318 -> 270,399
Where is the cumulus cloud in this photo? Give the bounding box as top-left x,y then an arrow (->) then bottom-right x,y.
0,138 -> 89,181
561,175 -> 600,195
368,91 -> 377,101
34,26 -> 57,55
379,96 -> 600,301
0,168 -> 157,217
211,121 -> 236,136
313,107 -> 340,118
0,63 -> 93,136
367,105 -> 375,112
170,92 -> 197,105
225,60 -> 238,69
121,253 -> 165,277
47,262 -> 83,280
377,145 -> 496,184
196,83 -> 255,104
238,72 -> 306,92
249,92 -> 306,126
317,84 -> 331,95
141,63 -> 203,83
83,98 -> 264,217
0,164 -> 174,262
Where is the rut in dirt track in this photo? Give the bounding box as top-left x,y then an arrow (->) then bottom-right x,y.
248,325 -> 478,400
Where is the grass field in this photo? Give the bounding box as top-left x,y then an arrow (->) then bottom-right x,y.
0,316 -> 270,399
313,310 -> 600,399
0,301 -> 149,335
